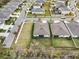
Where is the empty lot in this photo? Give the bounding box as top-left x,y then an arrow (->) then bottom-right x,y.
15,22 -> 33,49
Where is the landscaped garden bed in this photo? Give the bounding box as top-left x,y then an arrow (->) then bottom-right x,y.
5,17 -> 16,25
0,29 -> 6,32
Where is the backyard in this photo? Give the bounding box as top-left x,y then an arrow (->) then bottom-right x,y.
73,38 -> 79,48
52,38 -> 75,48
33,38 -> 52,48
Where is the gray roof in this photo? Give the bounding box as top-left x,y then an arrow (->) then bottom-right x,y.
51,21 -> 70,36
33,20 -> 50,36
66,22 -> 79,36
59,5 -> 70,11
36,0 -> 44,3
0,0 -> 23,22
31,8 -> 44,12
15,9 -> 25,26
3,33 -> 15,48
59,0 -> 66,1
10,25 -> 19,33
55,2 -> 65,8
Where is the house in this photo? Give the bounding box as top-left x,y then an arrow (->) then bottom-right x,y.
55,0 -> 67,4
36,0 -> 44,5
58,5 -> 70,14
54,1 -> 70,15
65,21 -> 79,37
31,0 -> 45,14
3,33 -> 15,48
33,3 -> 42,8
33,20 -> 50,37
31,8 -> 45,14
51,21 -> 70,37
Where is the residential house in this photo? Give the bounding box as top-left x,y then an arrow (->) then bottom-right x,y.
54,1 -> 70,15
58,5 -> 70,14
31,8 -> 45,14
65,21 -> 79,37
36,0 -> 44,5
55,0 -> 67,4
31,1 -> 45,14
33,20 -> 50,37
3,33 -> 15,48
51,21 -> 70,37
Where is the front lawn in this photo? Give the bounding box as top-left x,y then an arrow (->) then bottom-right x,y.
52,38 -> 75,48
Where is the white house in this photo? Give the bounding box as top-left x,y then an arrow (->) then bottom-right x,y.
33,3 -> 42,8
31,8 -> 45,14
58,6 -> 70,14
56,0 -> 67,4
36,0 -> 44,5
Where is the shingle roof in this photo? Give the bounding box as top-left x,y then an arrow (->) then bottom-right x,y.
3,33 -> 15,48
51,21 -> 70,36
31,8 -> 44,12
0,0 -> 23,22
66,21 -> 79,36
33,20 -> 50,36
59,5 -> 70,11
10,25 -> 19,33
36,0 -> 44,3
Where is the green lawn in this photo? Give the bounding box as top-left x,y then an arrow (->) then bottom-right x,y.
33,38 -> 51,47
52,38 -> 74,48
73,38 -> 79,47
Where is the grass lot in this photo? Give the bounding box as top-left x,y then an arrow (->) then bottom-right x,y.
73,38 -> 79,47
52,38 -> 75,48
33,38 -> 51,47
14,22 -> 33,49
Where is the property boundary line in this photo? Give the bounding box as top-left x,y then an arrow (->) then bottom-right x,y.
15,22 -> 25,44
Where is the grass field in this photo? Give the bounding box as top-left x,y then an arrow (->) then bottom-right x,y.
14,22 -> 33,49
73,38 -> 79,47
52,38 -> 75,48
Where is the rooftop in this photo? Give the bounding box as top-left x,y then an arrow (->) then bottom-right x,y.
31,8 -> 45,12
66,21 -> 79,37
33,20 -> 50,36
51,21 -> 70,36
